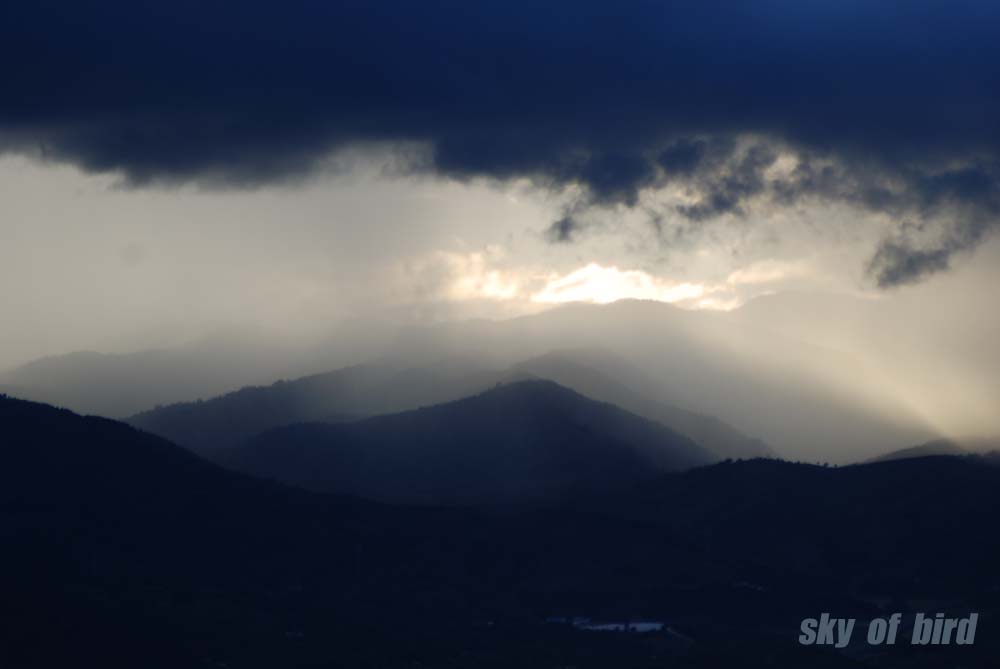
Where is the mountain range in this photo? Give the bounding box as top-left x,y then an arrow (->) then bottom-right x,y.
2,392 -> 998,668
3,298 -> 947,462
0,320 -> 393,418
127,348 -> 772,464
222,380 -> 713,505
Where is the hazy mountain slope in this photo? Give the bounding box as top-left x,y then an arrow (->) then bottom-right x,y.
733,291 -> 1000,448
868,439 -> 966,463
0,323 -> 394,419
511,350 -> 774,460
387,300 -> 939,462
223,380 -> 714,505
10,298 -> 943,461
0,349 -> 219,418
127,349 -> 770,463
127,358 -> 502,455
867,436 -> 1000,463
0,343 -> 303,419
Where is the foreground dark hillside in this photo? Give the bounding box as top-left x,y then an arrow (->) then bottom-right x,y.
0,394 -> 510,667
2,394 -> 998,668
224,380 -> 713,505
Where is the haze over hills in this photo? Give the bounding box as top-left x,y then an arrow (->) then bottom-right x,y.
0,345 -> 301,419
867,436 -> 1000,464
868,439 -> 967,463
0,322 -> 394,418
731,291 -> 1000,443
128,348 -> 771,462
222,380 -> 714,505
127,357 -> 502,455
386,299 -> 940,461
3,392 -> 999,668
511,350 -> 774,460
4,298 -> 960,461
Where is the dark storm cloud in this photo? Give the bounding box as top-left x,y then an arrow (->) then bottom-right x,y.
866,178 -> 1000,287
545,216 -> 582,244
674,143 -> 777,221
2,1 -> 1000,283
867,242 -> 953,288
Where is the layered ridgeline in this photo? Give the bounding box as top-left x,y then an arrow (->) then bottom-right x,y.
3,393 -> 1000,668
221,380 -> 714,505
128,350 -> 771,462
0,341 -> 300,419
868,440 -> 968,463
510,350 -> 773,460
867,437 -> 1000,463
0,323 -> 392,419
126,358 -> 501,456
7,299 -> 943,462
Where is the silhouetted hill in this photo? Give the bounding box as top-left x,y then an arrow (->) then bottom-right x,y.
868,439 -> 967,463
0,323 -> 395,419
10,297 -> 953,461
512,350 -> 774,460
0,393 -> 522,667
3,393 -> 1000,667
223,380 -> 714,505
128,349 -> 773,463
0,345 -> 295,418
397,299 -> 946,460
127,358 -> 501,455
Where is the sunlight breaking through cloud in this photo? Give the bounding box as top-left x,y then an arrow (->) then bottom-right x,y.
530,264 -> 707,306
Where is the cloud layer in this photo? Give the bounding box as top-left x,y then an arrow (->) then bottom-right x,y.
2,1 -> 999,284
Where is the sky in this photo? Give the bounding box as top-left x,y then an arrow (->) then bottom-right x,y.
1,1 -> 999,443
6,148 -> 998,371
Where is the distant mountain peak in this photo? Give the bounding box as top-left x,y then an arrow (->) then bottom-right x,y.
866,439 -> 967,463
224,378 -> 713,506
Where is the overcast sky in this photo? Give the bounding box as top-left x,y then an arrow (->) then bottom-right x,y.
2,1 -> 999,432
4,148 -> 996,370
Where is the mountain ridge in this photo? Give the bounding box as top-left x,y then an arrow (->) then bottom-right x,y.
127,349 -> 771,462
222,379 -> 714,505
